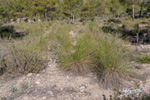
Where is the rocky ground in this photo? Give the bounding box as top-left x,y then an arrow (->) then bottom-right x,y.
0,58 -> 113,100
1,45 -> 150,100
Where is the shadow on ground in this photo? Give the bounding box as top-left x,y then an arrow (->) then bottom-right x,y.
0,25 -> 25,39
102,21 -> 150,44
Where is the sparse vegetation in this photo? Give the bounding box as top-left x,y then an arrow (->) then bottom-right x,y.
1,44 -> 46,74
0,97 -> 7,100
0,22 -> 51,75
139,55 -> 150,64
45,22 -> 131,87
22,81 -> 28,90
10,86 -> 17,93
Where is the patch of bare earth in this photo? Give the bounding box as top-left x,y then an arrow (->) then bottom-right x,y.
132,45 -> 150,94
0,57 -> 113,100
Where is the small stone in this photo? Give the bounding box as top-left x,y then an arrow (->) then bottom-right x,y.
61,88 -> 63,90
35,81 -> 40,85
94,77 -> 97,79
80,86 -> 86,92
67,75 -> 70,79
36,74 -> 40,76
42,96 -> 47,99
131,81 -> 134,84
27,73 -> 32,77
49,91 -> 53,95
140,81 -> 143,87
69,31 -> 75,38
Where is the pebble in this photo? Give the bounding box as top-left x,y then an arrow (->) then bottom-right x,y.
67,75 -> 70,79
35,81 -> 40,85
80,86 -> 86,92
27,73 -> 32,77
42,96 -> 47,99
50,91 -> 53,95
36,74 -> 40,77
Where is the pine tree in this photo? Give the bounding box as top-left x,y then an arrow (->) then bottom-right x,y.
63,0 -> 83,23
32,0 -> 56,21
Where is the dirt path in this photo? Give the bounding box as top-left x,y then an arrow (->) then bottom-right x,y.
0,58 -> 113,100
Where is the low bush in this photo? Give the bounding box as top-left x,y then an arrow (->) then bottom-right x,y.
59,34 -> 93,73
94,34 -> 129,74
92,33 -> 130,88
0,22 -> 50,76
0,44 -> 47,74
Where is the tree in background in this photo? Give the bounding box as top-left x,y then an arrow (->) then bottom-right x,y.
0,0 -> 16,22
81,0 -> 95,21
0,0 -> 150,22
63,0 -> 83,23
32,0 -> 56,21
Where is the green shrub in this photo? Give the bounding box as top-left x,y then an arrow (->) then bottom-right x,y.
0,22 -> 52,75
1,43 -> 47,74
59,34 -> 93,73
92,33 -> 131,88
139,55 -> 150,64
94,33 -> 129,74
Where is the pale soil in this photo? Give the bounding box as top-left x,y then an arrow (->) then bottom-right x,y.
0,58 -> 113,100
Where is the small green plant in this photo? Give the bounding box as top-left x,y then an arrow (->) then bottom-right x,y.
114,86 -> 120,93
139,55 -> 150,64
0,97 -> 7,100
136,64 -> 142,69
22,82 -> 28,90
134,82 -> 140,89
71,88 -> 76,92
10,86 -> 17,93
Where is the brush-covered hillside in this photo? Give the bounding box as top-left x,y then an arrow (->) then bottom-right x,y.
1,0 -> 150,100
